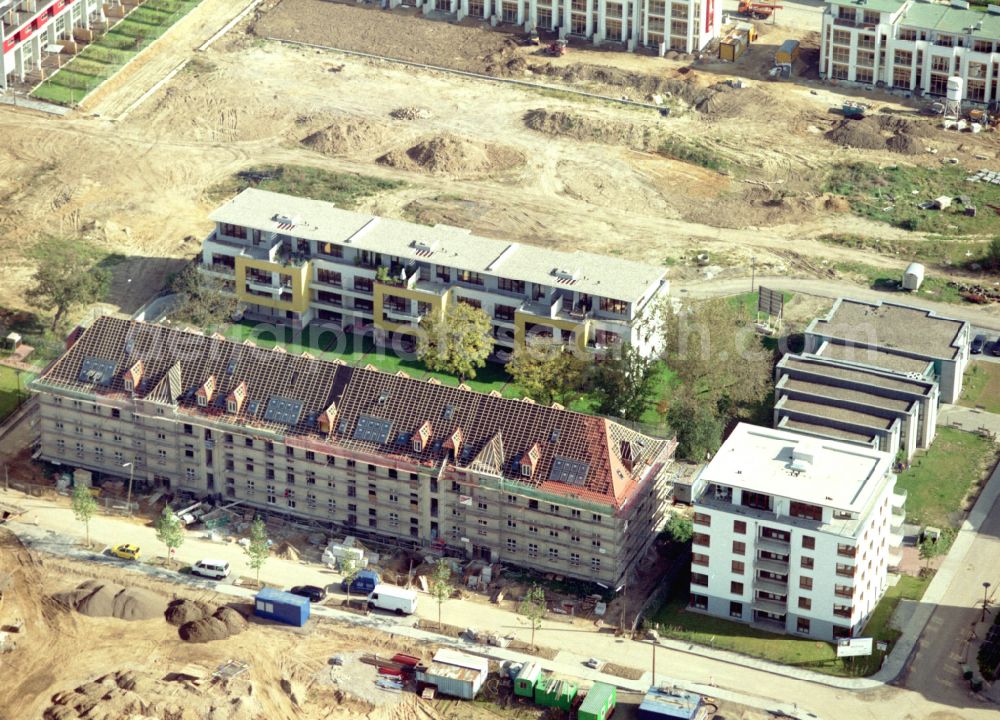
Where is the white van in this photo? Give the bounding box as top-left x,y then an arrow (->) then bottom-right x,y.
367,584 -> 418,615
191,559 -> 230,580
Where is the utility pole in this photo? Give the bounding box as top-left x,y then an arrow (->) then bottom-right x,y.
651,638 -> 656,687
123,461 -> 135,516
751,256 -> 757,293
983,582 -> 992,623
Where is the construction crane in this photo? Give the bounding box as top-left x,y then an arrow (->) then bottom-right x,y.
737,1 -> 783,21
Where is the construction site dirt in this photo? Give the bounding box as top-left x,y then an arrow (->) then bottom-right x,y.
0,0 -> 997,324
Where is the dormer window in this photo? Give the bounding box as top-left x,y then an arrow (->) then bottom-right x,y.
197,394 -> 208,407
124,377 -> 134,392
520,463 -> 532,477
412,438 -> 423,452
196,375 -> 216,408
123,360 -> 143,393
226,381 -> 247,415
414,420 -> 432,453
227,399 -> 238,413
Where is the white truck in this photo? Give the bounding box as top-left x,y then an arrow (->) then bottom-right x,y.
367,584 -> 418,616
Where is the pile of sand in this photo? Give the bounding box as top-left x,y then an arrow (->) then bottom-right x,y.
55,580 -> 167,621
44,669 -> 260,720
825,114 -> 935,155
273,541 -> 300,561
523,109 -> 663,151
179,606 -> 247,643
301,119 -> 390,157
165,598 -> 214,626
389,106 -> 432,121
529,62 -> 703,104
377,135 -> 525,176
696,83 -> 777,119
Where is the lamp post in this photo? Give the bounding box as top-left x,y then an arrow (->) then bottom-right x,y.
14,368 -> 23,409
983,581 -> 992,623
122,461 -> 135,517
751,256 -> 757,293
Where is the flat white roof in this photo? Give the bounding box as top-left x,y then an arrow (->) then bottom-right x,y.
700,423 -> 892,512
432,649 -> 489,674
210,189 -> 668,303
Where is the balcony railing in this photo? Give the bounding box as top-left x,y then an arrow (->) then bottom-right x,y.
834,588 -> 853,598
833,607 -> 853,619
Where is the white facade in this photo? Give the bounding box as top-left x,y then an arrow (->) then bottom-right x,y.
820,0 -> 1000,105
1,0 -> 105,90
388,0 -> 721,54
690,424 -> 903,642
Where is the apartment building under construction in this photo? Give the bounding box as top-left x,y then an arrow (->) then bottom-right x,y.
32,316 -> 678,586
373,0 -> 721,54
202,188 -> 670,357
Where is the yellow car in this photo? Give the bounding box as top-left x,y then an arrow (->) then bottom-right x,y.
111,544 -> 141,561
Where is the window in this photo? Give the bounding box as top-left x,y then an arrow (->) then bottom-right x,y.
692,553 -> 709,567
548,529 -> 559,538
837,544 -> 856,557
732,540 -> 745,555
731,560 -> 745,574
790,501 -> 823,522
741,491 -> 771,511
693,533 -> 710,547
457,296 -> 482,310
113,451 -> 123,463
898,28 -> 917,41
507,538 -> 517,553
497,277 -> 525,294
266,485 -> 276,504
528,525 -> 538,535
111,408 -> 120,419
730,581 -> 744,595
691,573 -> 709,587
800,576 -> 813,591
733,520 -> 746,534
801,556 -> 814,570
832,29 -> 850,46
730,601 -> 743,618
693,512 -> 711,526
599,297 -> 627,314
317,268 -> 342,286
548,504 -> 559,514
157,449 -> 167,463
570,552 -> 580,566
689,594 -> 708,610
507,518 -> 517,528
798,597 -> 812,611
591,538 -> 601,548
796,618 -> 810,635
592,514 -> 602,523
527,543 -> 538,558
855,67 -> 873,84
548,548 -> 559,561
247,479 -> 256,495
802,535 -> 815,550
457,269 -> 483,286
478,501 -> 488,511
591,557 -> 601,572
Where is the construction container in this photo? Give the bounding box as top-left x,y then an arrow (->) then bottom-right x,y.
254,587 -> 310,627
719,36 -> 747,62
514,662 -> 542,697
578,682 -> 617,720
416,649 -> 488,700
775,39 -> 800,65
637,686 -> 703,719
533,678 -> 579,710
902,262 -> 925,291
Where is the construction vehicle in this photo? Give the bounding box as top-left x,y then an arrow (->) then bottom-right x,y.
737,1 -> 782,20
842,100 -> 871,119
548,39 -> 567,56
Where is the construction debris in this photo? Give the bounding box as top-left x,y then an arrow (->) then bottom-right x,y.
967,169 -> 1000,185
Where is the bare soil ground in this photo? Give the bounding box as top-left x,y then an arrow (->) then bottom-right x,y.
0,0 -> 997,327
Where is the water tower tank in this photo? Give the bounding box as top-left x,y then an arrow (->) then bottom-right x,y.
947,76 -> 964,101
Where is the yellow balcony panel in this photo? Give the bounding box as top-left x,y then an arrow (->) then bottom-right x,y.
235,257 -> 310,313
514,310 -> 589,352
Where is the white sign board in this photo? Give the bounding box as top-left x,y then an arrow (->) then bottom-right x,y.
837,637 -> 874,658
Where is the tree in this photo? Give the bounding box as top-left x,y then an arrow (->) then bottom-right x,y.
71,483 -> 98,548
340,553 -> 360,607
586,343 -> 657,421
244,517 -> 270,587
659,298 -> 772,422
919,536 -> 944,570
170,263 -> 238,329
518,584 -> 546,650
507,339 -> 587,405
430,558 -> 453,630
416,301 -> 493,381
26,237 -> 111,330
666,388 -> 724,461
662,513 -> 693,544
154,505 -> 185,568
985,236 -> 1000,272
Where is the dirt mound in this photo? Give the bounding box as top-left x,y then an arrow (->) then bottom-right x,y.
165,598 -> 213,626
696,83 -> 777,119
523,109 -> 663,151
378,135 -> 524,176
55,581 -> 167,621
44,668 -> 260,720
214,606 -> 248,635
389,106 -> 432,121
180,616 -> 230,643
273,541 -> 301,561
825,114 -> 933,155
529,62 -> 703,105
301,119 -> 390,157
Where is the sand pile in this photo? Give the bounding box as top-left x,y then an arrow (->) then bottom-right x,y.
43,669 -> 260,720
523,109 -> 664,151
825,114 -> 934,155
55,580 -> 167,621
301,119 -> 390,157
165,598 -> 214,626
529,62 -> 703,104
273,541 -> 300,561
377,135 -> 525,176
696,83 -> 777,119
389,107 -> 432,120
179,606 -> 247,643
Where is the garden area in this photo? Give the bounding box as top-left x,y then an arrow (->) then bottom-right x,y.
31,0 -> 203,105
961,362 -> 1000,414
0,366 -> 33,422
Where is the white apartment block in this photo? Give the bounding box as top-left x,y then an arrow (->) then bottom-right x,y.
377,0 -> 721,54
820,0 -> 1000,105
202,188 -> 670,357
690,423 -> 905,641
1,0 -> 104,90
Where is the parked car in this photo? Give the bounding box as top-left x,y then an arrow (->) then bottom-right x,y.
972,334 -> 987,354
190,559 -> 230,579
367,584 -> 418,615
341,569 -> 380,595
289,585 -> 327,603
992,337 -> 1000,357
110,543 -> 141,561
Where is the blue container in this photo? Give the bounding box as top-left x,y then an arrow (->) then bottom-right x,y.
254,587 -> 310,627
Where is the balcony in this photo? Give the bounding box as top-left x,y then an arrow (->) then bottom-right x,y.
204,263 -> 235,276
833,17 -> 876,29
756,536 -> 790,555
833,606 -> 853,619
752,596 -> 787,615
754,558 -> 789,575
834,587 -> 853,599
755,578 -> 788,596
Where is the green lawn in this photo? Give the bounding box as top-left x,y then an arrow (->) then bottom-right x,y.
961,363 -> 1000,414
0,366 -> 33,422
823,162 -> 1000,234
832,260 -> 964,305
207,166 -> 404,208
896,427 -> 999,528
652,573 -> 933,676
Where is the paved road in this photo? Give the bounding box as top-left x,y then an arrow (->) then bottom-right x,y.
3,487 -> 999,720
722,0 -> 826,34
